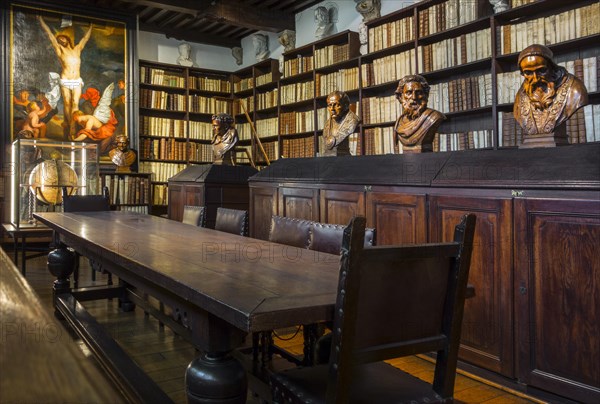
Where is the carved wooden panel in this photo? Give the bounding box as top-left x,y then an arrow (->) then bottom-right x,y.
278,187 -> 319,221
168,184 -> 185,221
365,192 -> 427,245
514,198 -> 600,403
429,195 -> 513,377
320,189 -> 365,225
249,186 -> 277,240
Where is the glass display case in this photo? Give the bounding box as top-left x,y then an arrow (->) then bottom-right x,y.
10,139 -> 100,228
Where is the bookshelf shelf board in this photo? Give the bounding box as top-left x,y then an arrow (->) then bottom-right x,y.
150,181 -> 168,185
112,203 -> 150,207
256,105 -> 279,114
255,81 -> 278,91
496,34 -> 600,64
494,0 -> 597,23
189,111 -> 217,118
361,80 -> 399,94
233,88 -> 254,97
444,105 -> 493,118
143,158 -> 187,164
189,88 -> 231,97
497,103 -> 515,111
189,160 -> 212,164
188,138 -> 211,144
280,70 -> 313,84
416,16 -> 491,46
362,121 -> 396,129
280,99 -> 314,109
420,58 -> 492,80
140,135 -> 188,140
315,88 -> 360,102
315,57 -> 360,74
140,107 -> 187,116
256,134 -> 279,141
362,41 -> 415,62
140,82 -> 187,92
280,131 -> 315,138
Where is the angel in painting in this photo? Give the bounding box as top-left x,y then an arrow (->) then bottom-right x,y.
71,83 -> 118,152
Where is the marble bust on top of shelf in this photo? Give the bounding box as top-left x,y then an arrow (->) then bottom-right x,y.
253,34 -> 270,62
176,42 -> 194,67
232,46 -> 243,66
314,5 -> 337,40
394,75 -> 446,153
211,113 -> 239,166
513,44 -> 589,148
322,91 -> 360,157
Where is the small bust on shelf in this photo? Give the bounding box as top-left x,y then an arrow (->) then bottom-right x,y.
109,134 -> 137,173
513,44 -> 589,148
176,42 -> 194,67
322,91 -> 360,157
394,75 -> 446,153
253,34 -> 270,62
211,113 -> 239,166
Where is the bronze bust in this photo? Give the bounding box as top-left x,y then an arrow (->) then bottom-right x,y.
394,75 -> 446,153
513,44 -> 589,148
109,134 -> 137,173
211,113 -> 238,165
322,91 -> 360,157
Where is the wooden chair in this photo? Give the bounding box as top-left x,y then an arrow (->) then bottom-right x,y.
214,207 -> 248,236
61,187 -> 111,287
271,214 -> 476,404
181,205 -> 206,227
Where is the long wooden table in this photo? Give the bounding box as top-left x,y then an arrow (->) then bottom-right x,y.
34,211 -> 341,403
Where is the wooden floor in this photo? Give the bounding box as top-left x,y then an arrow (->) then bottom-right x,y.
11,247 -> 545,404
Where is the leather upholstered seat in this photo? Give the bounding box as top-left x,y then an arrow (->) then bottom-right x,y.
268,215 -> 312,249
309,222 -> 375,255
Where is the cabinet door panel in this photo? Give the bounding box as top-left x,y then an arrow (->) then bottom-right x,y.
429,195 -> 513,377
168,184 -> 184,221
278,187 -> 319,221
320,190 -> 365,225
515,198 -> 600,403
250,186 -> 278,240
366,192 -> 427,245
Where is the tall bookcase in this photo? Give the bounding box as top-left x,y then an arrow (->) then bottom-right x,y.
138,0 -> 599,184
231,0 -> 599,158
138,60 -> 232,214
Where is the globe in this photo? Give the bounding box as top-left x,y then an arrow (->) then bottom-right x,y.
28,159 -> 78,205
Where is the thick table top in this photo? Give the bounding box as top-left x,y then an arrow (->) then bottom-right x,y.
33,211 -> 341,333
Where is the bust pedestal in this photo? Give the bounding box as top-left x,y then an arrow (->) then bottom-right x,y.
519,124 -> 569,148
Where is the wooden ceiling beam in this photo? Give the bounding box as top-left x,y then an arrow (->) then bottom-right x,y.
117,0 -> 294,32
139,21 -> 241,48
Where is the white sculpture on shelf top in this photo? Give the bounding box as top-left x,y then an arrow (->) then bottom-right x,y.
278,29 -> 296,53
314,3 -> 338,40
232,46 -> 243,65
176,42 -> 194,67
355,0 -> 381,23
253,33 -> 270,62
489,0 -> 510,13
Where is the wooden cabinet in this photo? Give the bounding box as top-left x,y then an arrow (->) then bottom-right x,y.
167,165 -> 256,228
366,191 -> 427,245
429,194 -> 514,377
514,197 -> 600,403
248,145 -> 600,401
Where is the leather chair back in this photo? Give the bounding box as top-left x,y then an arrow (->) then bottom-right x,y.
62,187 -> 110,212
309,222 -> 376,255
182,205 -> 206,227
215,208 -> 248,236
268,216 -> 311,249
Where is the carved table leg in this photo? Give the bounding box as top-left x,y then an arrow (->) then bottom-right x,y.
185,351 -> 247,404
47,245 -> 76,318
118,278 -> 136,312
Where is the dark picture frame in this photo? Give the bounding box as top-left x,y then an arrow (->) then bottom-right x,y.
1,1 -> 138,162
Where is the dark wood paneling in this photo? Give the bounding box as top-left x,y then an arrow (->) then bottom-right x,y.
249,185 -> 278,240
168,184 -> 185,221
429,195 -> 513,377
278,187 -> 319,221
320,189 -> 365,225
514,198 -> 600,403
366,192 -> 427,245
